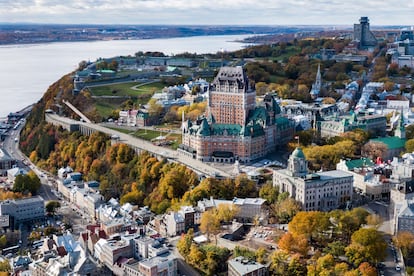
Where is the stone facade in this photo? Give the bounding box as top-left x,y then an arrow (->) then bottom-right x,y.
273,148 -> 353,211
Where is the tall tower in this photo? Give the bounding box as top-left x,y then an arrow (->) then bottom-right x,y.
287,147 -> 308,177
207,66 -> 256,126
310,64 -> 321,100
395,111 -> 406,139
353,16 -> 377,48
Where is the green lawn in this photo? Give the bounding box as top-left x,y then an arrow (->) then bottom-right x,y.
89,82 -> 164,97
94,98 -> 124,118
133,129 -> 168,140
90,82 -> 165,119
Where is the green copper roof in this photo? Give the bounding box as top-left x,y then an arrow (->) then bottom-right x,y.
370,136 -> 406,150
247,107 -> 268,125
211,124 -> 242,136
345,157 -> 374,170
197,118 -> 211,136
291,147 -> 305,158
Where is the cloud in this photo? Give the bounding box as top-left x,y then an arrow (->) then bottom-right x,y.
0,0 -> 413,25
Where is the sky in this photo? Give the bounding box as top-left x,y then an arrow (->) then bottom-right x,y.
0,0 -> 413,26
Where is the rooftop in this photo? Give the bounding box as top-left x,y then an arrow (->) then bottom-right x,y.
344,157 -> 375,170
228,256 -> 267,274
370,136 -> 406,150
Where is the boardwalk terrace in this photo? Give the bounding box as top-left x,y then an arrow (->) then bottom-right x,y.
180,66 -> 294,163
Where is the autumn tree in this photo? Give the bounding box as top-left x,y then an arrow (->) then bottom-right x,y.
337,208 -> 369,242
358,262 -> 377,276
256,247 -> 267,264
0,236 -> 6,249
200,209 -> 221,243
362,141 -> 387,160
120,182 -> 145,205
406,124 -> 414,140
278,232 -> 309,256
13,171 -> 41,195
270,251 -> 289,275
177,228 -> 194,256
0,259 -> 10,273
288,211 -> 330,241
345,228 -> 387,266
148,98 -> 163,119
259,183 -> 279,204
45,201 -> 61,216
323,241 -> 346,258
393,231 -> 414,258
217,204 -> 240,226
406,139 -> 414,153
272,197 -> 302,223
188,243 -> 204,267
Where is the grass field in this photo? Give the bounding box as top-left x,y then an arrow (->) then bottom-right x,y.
94,98 -> 124,118
90,81 -> 165,118
89,82 -> 164,97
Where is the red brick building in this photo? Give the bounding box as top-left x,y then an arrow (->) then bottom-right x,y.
180,66 -> 294,163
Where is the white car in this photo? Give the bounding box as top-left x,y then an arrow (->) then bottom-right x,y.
396,265 -> 401,271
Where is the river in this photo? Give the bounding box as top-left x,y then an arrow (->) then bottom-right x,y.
0,34 -> 251,118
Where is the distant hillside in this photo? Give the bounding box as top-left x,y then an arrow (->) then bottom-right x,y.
0,24 -> 300,45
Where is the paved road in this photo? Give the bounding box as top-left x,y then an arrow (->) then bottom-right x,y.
363,202 -> 405,275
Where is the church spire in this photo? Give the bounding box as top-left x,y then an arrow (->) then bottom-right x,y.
395,109 -> 406,139
310,63 -> 322,100
315,63 -> 322,91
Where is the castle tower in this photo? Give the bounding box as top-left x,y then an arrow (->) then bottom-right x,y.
207,66 -> 256,126
288,147 -> 308,177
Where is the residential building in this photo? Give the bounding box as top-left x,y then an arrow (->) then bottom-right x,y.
57,166 -> 73,179
391,180 -> 414,234
31,232 -> 98,275
123,252 -> 177,276
0,196 -> 44,227
228,256 -> 268,276
7,167 -> 28,183
337,158 -> 391,200
95,238 -> 133,270
180,66 -> 294,163
0,149 -> 16,176
395,199 -> 414,235
134,236 -> 169,260
119,110 -> 139,126
391,152 -> 414,179
101,217 -> 135,236
197,197 -> 267,223
273,148 -> 353,211
281,100 -> 338,124
164,212 -> 185,237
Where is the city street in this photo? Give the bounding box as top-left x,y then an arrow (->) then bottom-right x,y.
363,202 -> 405,275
